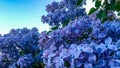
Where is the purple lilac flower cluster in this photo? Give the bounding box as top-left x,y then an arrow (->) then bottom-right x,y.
0,28 -> 41,68
41,0 -> 86,26
39,15 -> 120,67
10,54 -> 34,68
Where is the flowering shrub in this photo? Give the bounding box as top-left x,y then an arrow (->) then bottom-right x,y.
39,16 -> 120,67
0,0 -> 120,68
38,0 -> 120,68
41,0 -> 86,26
0,28 -> 41,67
10,54 -> 34,68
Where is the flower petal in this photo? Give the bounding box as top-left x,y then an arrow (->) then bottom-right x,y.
95,59 -> 105,67
116,51 -> 120,58
116,39 -> 120,49
88,54 -> 96,63
105,37 -> 112,45
83,46 -> 93,53
108,45 -> 117,51
95,43 -> 106,53
84,63 -> 93,68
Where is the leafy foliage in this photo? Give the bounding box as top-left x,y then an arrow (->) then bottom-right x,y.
89,0 -> 120,22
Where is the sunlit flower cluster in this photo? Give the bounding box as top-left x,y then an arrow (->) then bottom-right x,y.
41,0 -> 86,26
39,14 -> 120,67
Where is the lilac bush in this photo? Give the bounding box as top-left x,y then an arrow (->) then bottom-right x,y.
39,18 -> 120,67
10,54 -> 34,68
38,0 -> 120,67
41,0 -> 86,26
0,28 -> 42,67
0,0 -> 120,68
39,8 -> 120,67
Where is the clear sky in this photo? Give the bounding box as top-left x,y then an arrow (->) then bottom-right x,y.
0,0 -> 93,35
0,0 -> 62,35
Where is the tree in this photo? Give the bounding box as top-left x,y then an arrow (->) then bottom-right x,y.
89,0 -> 120,22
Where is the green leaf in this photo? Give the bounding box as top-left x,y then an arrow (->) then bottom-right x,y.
88,7 -> 97,15
20,50 -> 24,56
66,40 -> 71,44
97,10 -> 107,18
50,26 -> 58,30
110,0 -> 115,10
95,0 -> 101,8
88,29 -> 92,34
40,62 -> 45,68
48,26 -> 58,34
77,0 -> 83,6
115,1 -> 120,11
92,0 -> 96,2
47,30 -> 52,34
64,61 -> 70,67
62,19 -> 69,27
97,9 -> 107,23
101,18 -> 107,23
106,0 -> 115,10
118,12 -> 120,16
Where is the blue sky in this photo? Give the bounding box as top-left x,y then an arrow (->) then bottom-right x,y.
0,0 -> 93,35
0,0 -> 61,34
